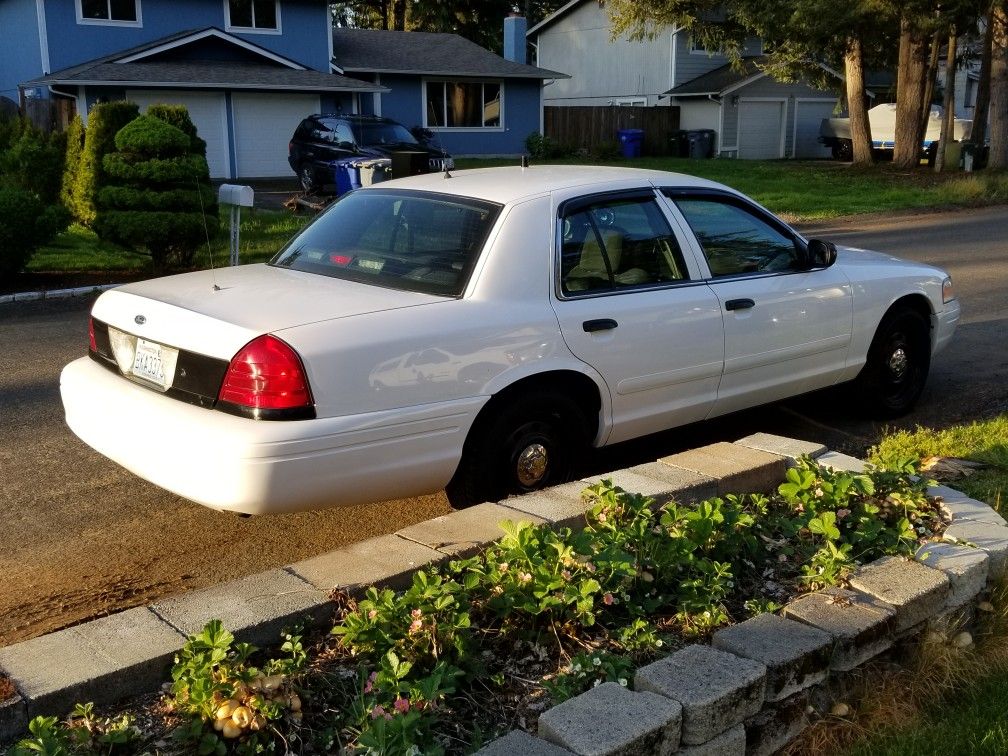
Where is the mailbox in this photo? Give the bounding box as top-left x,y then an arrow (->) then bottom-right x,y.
217,183 -> 254,207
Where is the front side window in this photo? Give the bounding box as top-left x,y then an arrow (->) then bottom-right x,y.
226,0 -> 279,31
559,194 -> 689,296
271,189 -> 502,297
425,81 -> 502,128
669,194 -> 799,276
78,0 -> 139,24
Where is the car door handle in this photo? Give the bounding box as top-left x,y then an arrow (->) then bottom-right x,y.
583,318 -> 618,332
725,298 -> 756,311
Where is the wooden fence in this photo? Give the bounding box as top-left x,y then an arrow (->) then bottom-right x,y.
21,96 -> 76,132
543,105 -> 681,156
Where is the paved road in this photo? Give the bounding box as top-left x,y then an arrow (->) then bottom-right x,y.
1,205 -> 1006,646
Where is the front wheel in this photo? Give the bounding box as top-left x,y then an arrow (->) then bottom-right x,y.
855,307 -> 931,418
445,392 -> 588,508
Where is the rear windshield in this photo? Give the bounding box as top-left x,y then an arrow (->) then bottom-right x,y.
351,121 -> 419,148
269,189 -> 502,296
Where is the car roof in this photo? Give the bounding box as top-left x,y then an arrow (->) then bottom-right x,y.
369,165 -> 734,205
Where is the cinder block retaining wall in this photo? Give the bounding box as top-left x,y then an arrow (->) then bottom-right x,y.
2,433 -> 1005,754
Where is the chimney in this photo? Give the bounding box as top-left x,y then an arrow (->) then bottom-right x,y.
503,14 -> 527,65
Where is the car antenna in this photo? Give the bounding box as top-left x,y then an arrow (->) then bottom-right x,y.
196,178 -> 221,291
442,147 -> 452,179
521,154 -> 529,169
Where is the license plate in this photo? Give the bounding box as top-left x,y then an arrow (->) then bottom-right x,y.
132,338 -> 175,389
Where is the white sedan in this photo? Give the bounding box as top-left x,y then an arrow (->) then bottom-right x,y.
60,166 -> 959,514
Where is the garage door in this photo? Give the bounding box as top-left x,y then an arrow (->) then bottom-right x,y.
127,90 -> 230,179
794,100 -> 837,159
231,93 -> 320,178
738,100 -> 784,159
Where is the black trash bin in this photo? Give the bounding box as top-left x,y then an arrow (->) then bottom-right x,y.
669,129 -> 689,157
686,129 -> 716,159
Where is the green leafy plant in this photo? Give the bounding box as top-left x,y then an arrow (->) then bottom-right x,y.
542,651 -> 635,704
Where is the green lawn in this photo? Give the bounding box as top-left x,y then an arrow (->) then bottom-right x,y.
842,416 -> 1008,755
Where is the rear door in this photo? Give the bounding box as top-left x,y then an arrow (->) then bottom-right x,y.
549,190 -> 724,445
663,189 -> 853,417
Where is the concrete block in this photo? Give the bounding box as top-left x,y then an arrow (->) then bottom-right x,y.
734,434 -> 827,465
658,442 -> 786,496
712,613 -> 831,702
677,723 -> 746,756
943,519 -> 1008,579
580,468 -> 692,506
289,534 -> 444,594
782,588 -> 896,671
537,682 -> 682,756
930,485 -> 1007,527
848,556 -> 949,634
743,691 -> 809,756
635,644 -> 765,745
815,451 -> 866,473
916,541 -> 989,609
151,569 -> 328,647
500,482 -> 590,530
397,503 -> 546,556
0,607 -> 184,718
625,462 -> 718,503
13,291 -> 42,302
474,729 -> 575,755
0,693 -> 28,745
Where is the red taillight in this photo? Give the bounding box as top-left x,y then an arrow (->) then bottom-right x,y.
218,335 -> 313,412
329,254 -> 353,266
88,316 -> 97,352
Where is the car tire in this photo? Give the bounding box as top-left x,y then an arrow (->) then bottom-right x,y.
298,164 -> 316,193
445,391 -> 588,509
855,306 -> 931,418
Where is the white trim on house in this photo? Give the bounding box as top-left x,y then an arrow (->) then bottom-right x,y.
737,96 -> 786,158
792,96 -> 836,158
116,28 -> 305,69
35,0 -> 50,73
374,72 -> 381,116
669,28 -> 677,90
44,79 -> 368,92
526,0 -> 582,36
539,83 -> 544,135
720,71 -> 768,97
223,0 -> 282,35
75,0 -> 142,27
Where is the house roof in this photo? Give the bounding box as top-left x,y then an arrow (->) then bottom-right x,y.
666,57 -> 765,97
25,28 -> 385,93
331,28 -> 568,79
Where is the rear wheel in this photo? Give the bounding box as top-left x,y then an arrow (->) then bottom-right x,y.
446,391 -> 588,508
298,164 -> 316,193
855,307 -> 931,417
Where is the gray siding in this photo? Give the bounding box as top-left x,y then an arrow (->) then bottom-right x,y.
672,33 -> 760,89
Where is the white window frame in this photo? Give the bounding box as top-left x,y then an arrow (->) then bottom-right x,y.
689,34 -> 708,55
616,98 -> 647,106
422,79 -> 505,132
224,0 -> 282,35
75,0 -> 142,27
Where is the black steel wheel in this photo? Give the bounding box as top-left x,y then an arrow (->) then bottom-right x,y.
855,307 -> 931,417
445,391 -> 587,508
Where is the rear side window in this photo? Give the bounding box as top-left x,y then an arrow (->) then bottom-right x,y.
270,189 -> 502,296
559,194 -> 689,296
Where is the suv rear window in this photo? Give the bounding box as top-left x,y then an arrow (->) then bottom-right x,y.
270,189 -> 502,296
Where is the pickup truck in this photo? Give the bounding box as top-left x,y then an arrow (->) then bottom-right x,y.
820,102 -> 972,160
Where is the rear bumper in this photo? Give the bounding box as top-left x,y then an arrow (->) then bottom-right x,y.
61,357 -> 480,515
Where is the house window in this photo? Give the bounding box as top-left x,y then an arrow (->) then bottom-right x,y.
226,0 -> 280,32
77,0 -> 141,25
425,81 -> 502,129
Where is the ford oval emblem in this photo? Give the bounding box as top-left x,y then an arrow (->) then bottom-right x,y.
134,315 -> 146,325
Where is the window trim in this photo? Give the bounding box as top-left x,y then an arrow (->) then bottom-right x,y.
75,0 -> 142,27
661,188 -> 810,280
422,79 -> 505,132
554,189 -> 698,301
224,0 -> 282,35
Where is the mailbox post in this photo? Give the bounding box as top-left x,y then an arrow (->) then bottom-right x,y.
217,184 -> 254,266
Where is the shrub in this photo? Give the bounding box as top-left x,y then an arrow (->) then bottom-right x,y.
526,131 -> 563,159
0,119 -> 66,204
147,103 -> 208,158
114,114 -> 190,157
72,100 -> 139,225
0,188 -> 69,282
60,114 -> 85,211
95,110 -> 217,270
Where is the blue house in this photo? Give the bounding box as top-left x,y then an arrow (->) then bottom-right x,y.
1,2 -> 564,178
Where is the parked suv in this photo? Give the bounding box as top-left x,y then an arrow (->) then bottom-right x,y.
288,114 -> 453,192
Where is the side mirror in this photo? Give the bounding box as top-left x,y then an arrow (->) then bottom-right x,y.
806,238 -> 837,268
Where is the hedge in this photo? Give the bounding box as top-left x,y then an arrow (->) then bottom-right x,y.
114,115 -> 190,158
60,115 -> 85,212
72,101 -> 139,225
146,104 -> 207,158
0,119 -> 66,205
0,188 -> 70,282
102,152 -> 209,184
94,209 -> 208,267
96,184 -> 214,212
